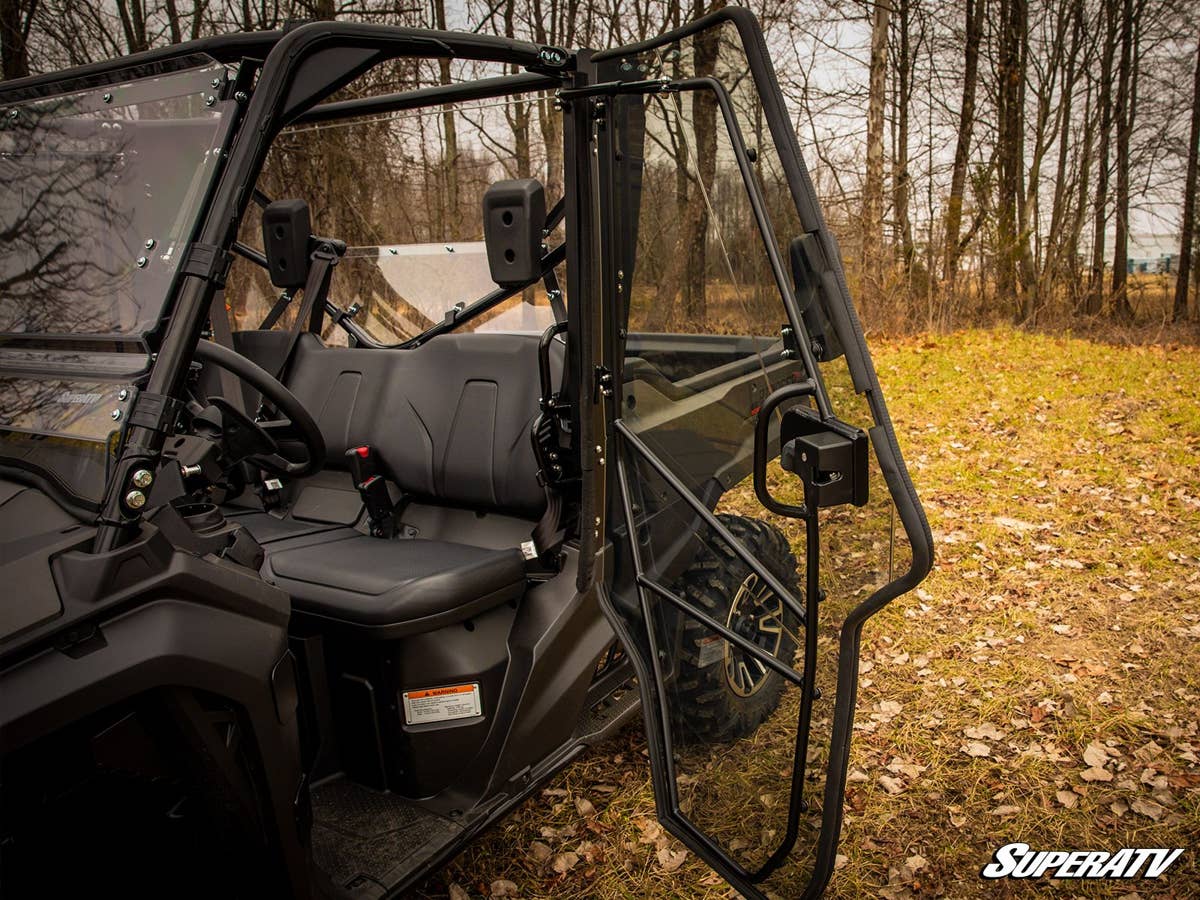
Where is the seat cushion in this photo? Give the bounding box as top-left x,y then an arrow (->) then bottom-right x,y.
262,534 -> 526,637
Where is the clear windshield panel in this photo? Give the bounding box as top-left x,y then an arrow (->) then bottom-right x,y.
0,376 -> 126,501
0,64 -> 236,337
338,244 -> 556,342
225,91 -> 564,344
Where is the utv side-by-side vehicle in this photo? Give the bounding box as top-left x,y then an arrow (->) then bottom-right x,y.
0,10 -> 930,899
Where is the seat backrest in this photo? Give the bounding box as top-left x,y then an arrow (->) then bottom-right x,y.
280,332 -> 559,520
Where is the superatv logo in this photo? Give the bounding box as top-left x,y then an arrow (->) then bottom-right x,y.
56,391 -> 102,405
982,842 -> 1184,879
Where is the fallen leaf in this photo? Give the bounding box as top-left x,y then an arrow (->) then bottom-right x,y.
656,846 -> 688,872
490,879 -> 519,898
994,516 -> 1037,531
1134,740 -> 1164,762
448,884 -> 470,900
990,805 -> 1020,816
964,723 -> 1005,741
876,700 -> 903,718
529,841 -> 553,863
634,817 -> 663,846
574,796 -> 596,817
886,760 -> 927,779
1083,741 -> 1110,768
1081,766 -> 1114,782
1056,789 -> 1079,808
551,851 -> 580,874
906,854 -> 928,872
1130,798 -> 1165,821
878,775 -> 905,795
963,741 -> 991,758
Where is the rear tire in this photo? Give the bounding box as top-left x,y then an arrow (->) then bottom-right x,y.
670,514 -> 801,745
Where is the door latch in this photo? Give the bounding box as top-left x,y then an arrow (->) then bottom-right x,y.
780,409 -> 869,508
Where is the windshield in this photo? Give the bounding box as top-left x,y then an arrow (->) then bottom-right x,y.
0,63 -> 236,337
0,63 -> 237,505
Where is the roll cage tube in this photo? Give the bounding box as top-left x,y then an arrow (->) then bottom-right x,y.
93,23 -> 573,552
591,10 -> 933,900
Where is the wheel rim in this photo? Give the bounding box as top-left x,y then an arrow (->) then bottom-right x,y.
722,572 -> 785,697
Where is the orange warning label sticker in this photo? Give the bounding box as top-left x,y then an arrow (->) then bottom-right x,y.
402,682 -> 481,725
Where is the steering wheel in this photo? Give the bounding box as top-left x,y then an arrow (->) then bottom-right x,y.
193,339 -> 326,478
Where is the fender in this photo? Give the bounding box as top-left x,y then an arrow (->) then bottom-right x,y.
0,594 -> 309,898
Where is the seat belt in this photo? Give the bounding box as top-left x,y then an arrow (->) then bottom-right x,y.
345,445 -> 397,538
259,289 -> 295,330
269,239 -> 343,385
249,241 -> 342,503
525,487 -> 565,566
254,240 -> 343,393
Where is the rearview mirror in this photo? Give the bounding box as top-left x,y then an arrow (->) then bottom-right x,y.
788,234 -> 844,363
483,178 -> 546,288
262,199 -> 312,289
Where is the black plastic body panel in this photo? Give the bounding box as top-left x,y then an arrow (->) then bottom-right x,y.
0,476 -> 310,896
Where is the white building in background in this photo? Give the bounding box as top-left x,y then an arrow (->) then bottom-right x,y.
1116,232 -> 1182,274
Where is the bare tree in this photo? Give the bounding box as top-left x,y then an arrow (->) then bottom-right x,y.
1174,33 -> 1200,322
862,0 -> 890,298
0,0 -> 36,78
942,0 -> 983,288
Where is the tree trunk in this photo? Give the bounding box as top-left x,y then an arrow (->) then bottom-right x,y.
116,0 -> 148,54
1174,35 -> 1200,322
1111,0 -> 1134,319
503,0 -> 531,178
942,0 -> 982,286
862,0 -> 890,301
533,0 -> 563,200
432,0 -> 458,233
1011,0 -> 1037,320
1067,75 -> 1096,306
892,0 -> 914,272
1086,0 -> 1118,315
0,0 -> 34,79
682,0 -> 725,322
995,0 -> 1027,317
1042,0 -> 1083,296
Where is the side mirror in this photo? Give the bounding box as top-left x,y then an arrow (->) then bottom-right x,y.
788,234 -> 844,363
483,179 -> 546,288
262,199 -> 312,289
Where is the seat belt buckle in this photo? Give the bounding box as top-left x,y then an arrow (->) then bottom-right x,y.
345,445 -> 396,538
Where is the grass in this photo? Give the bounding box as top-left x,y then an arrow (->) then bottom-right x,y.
416,327 -> 1200,899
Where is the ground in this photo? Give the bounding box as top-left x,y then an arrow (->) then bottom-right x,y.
417,327 -> 1200,899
